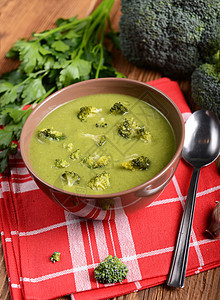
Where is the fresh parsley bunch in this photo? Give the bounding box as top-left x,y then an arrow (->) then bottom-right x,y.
0,0 -> 123,173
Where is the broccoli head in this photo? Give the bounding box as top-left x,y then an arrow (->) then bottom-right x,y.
61,171 -> 80,186
96,118 -> 108,128
77,106 -> 102,121
94,255 -> 128,284
136,127 -> 152,143
83,154 -> 111,169
122,155 -> 150,171
191,51 -> 220,118
69,149 -> 81,160
54,159 -> 69,168
38,128 -> 66,141
118,118 -> 151,142
88,171 -> 110,191
110,102 -> 128,115
119,0 -> 220,78
118,118 -> 139,139
50,252 -> 61,263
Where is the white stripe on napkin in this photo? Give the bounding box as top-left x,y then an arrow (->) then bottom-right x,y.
65,211 -> 91,292
114,198 -> 142,282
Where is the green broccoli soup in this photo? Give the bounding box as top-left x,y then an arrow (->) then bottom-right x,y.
30,93 -> 176,194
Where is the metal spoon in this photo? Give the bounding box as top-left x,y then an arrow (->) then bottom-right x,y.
167,110 -> 220,288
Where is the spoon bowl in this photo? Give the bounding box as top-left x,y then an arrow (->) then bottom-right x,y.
167,110 -> 220,288
182,110 -> 220,168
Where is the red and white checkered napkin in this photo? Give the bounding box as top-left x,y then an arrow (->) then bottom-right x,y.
0,78 -> 220,300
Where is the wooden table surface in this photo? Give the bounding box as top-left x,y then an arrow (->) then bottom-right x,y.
0,0 -> 219,299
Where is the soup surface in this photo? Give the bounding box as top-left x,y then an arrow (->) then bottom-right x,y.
30,93 -> 176,194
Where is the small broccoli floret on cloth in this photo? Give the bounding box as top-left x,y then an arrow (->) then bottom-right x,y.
50,252 -> 61,263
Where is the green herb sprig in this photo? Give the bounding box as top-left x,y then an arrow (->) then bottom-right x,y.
0,0 -> 123,173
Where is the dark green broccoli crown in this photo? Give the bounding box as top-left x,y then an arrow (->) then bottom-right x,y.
110,102 -> 128,114
119,0 -> 220,78
94,255 -> 128,284
118,118 -> 136,139
77,106 -> 93,121
191,53 -> 220,118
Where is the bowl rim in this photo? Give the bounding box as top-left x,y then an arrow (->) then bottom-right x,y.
20,77 -> 185,199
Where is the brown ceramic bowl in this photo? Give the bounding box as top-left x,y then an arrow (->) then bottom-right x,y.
20,78 -> 185,220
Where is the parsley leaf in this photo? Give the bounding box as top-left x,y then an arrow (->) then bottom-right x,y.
14,40 -> 45,74
21,77 -> 46,103
0,86 -> 18,107
59,59 -> 91,86
0,81 -> 14,93
51,40 -> 70,52
0,129 -> 13,150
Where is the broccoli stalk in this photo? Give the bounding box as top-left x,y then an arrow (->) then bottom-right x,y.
94,255 -> 128,284
191,51 -> 220,118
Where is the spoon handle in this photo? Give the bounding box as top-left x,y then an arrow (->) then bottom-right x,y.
166,167 -> 200,288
